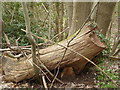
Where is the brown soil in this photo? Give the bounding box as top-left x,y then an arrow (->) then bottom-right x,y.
0,68 -> 99,88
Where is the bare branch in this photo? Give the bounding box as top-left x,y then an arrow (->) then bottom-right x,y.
22,2 -> 41,83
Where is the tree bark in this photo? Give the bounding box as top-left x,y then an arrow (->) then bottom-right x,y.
55,2 -> 64,41
68,2 -> 92,36
0,2 -> 2,55
111,31 -> 120,56
95,2 -> 116,36
59,2 -> 64,41
66,2 -> 73,32
1,25 -> 106,82
0,1 -> 2,77
48,2 -> 52,40
55,2 -> 60,41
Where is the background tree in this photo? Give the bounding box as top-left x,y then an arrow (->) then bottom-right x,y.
0,1 -> 2,52
68,2 -> 92,36
66,2 -> 73,33
55,2 -> 64,41
95,2 -> 116,36
110,2 -> 120,57
0,1 -> 2,77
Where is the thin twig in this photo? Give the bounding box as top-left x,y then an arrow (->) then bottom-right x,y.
36,41 -> 51,82
0,48 -> 31,52
15,37 -> 20,46
42,75 -> 48,89
21,29 -> 50,43
3,31 -> 22,52
41,3 -> 48,13
51,26 -> 69,41
27,58 -> 51,82
50,67 -> 60,88
3,31 -> 10,45
10,7 -> 15,25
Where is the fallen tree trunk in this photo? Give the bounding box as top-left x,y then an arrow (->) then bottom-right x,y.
1,26 -> 106,82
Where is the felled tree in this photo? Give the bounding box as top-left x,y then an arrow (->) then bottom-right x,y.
1,23 -> 106,82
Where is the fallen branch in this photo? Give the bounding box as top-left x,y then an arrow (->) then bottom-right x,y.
0,48 -> 31,52
109,56 -> 120,60
42,75 -> 48,89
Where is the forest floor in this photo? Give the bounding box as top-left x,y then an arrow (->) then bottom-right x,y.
0,58 -> 119,89
0,68 -> 98,88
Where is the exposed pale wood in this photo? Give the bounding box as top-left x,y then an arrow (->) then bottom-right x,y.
1,26 -> 106,82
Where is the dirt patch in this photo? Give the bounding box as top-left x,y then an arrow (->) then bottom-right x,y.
0,68 -> 99,88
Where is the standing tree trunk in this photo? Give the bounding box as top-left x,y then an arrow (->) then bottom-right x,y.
95,2 -> 116,36
55,2 -> 60,41
0,2 -> 2,55
59,2 -> 64,41
66,2 -> 73,32
55,2 -> 64,41
22,2 -> 42,84
68,2 -> 92,36
0,1 -> 2,77
48,2 -> 52,40
111,28 -> 120,56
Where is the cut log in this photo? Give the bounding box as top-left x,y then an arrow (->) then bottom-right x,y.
1,26 -> 106,82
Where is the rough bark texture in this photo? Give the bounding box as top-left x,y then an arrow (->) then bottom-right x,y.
68,2 -> 92,36
0,2 -> 2,54
55,2 -> 64,41
1,25 -> 106,82
59,2 -> 64,40
0,2 -> 2,77
96,2 -> 116,36
66,2 -> 73,30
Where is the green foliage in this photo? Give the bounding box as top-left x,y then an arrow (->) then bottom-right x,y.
95,30 -> 111,56
2,2 -> 48,46
2,2 -> 68,46
3,2 -> 28,46
93,30 -> 111,63
94,30 -> 109,45
96,66 -> 119,88
93,30 -> 119,88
